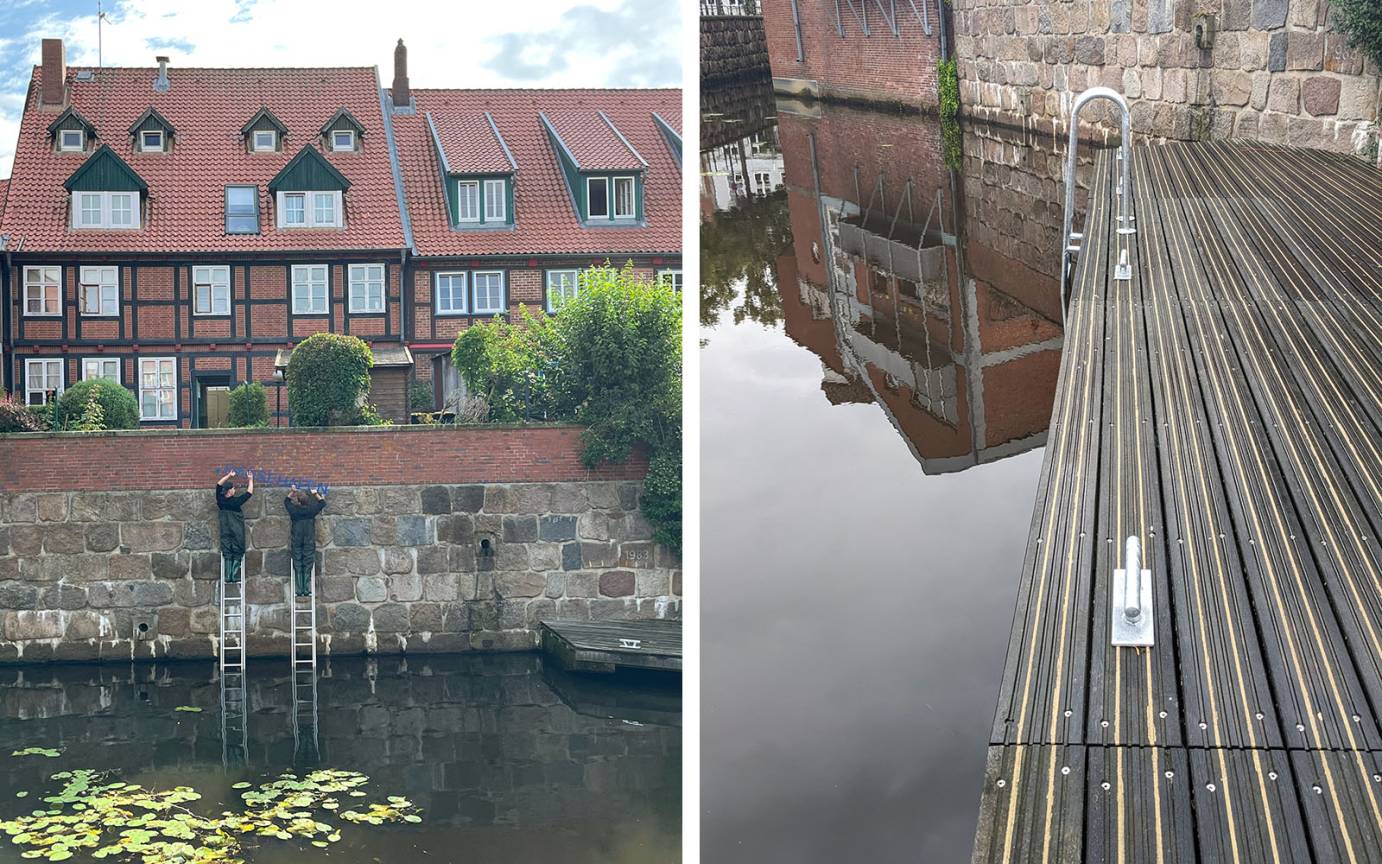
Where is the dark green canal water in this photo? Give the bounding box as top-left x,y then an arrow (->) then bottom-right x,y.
701,80 -> 1074,861
0,654 -> 680,863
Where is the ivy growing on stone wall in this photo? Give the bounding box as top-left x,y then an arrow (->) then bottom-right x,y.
1334,0 -> 1382,70
938,57 -> 963,169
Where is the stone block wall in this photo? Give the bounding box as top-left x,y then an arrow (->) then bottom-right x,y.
702,13 -> 772,86
951,0 -> 1381,157
0,427 -> 678,663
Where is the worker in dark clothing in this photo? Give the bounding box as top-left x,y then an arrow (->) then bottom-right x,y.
215,470 -> 254,583
285,486 -> 326,597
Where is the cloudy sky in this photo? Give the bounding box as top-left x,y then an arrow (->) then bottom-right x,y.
0,0 -> 683,176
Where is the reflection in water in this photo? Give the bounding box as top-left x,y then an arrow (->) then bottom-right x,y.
0,655 -> 680,863
701,89 -> 1073,861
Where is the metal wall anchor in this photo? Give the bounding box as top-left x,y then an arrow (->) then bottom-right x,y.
1112,535 -> 1154,646
1114,248 -> 1132,281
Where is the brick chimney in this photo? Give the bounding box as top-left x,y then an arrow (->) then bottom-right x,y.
391,38 -> 410,107
40,38 -> 66,106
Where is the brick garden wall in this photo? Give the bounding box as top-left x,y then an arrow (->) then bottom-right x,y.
0,427 -> 677,663
951,0 -> 1381,157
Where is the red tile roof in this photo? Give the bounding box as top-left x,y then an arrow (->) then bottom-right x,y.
430,112 -> 514,174
397,89 -> 681,257
0,180 -> 8,219
543,110 -> 644,170
0,66 -> 405,253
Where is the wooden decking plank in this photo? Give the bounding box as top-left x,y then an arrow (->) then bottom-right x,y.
990,149 -> 1112,748
972,744 -> 1087,864
1085,146 -> 1182,751
1187,747 -> 1313,863
1136,145 -> 1283,752
1084,745 -> 1196,863
1228,142 -> 1382,276
1191,144 -> 1382,453
1145,144 -> 1381,753
1289,749 -> 1382,863
1167,145 -> 1382,736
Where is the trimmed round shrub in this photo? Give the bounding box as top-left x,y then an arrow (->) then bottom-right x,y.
0,395 -> 44,432
227,382 -> 269,427
286,332 -> 373,426
54,379 -> 139,430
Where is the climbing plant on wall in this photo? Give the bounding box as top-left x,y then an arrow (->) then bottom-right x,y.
1334,0 -> 1382,69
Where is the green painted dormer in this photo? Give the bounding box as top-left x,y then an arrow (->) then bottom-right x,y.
48,107 -> 98,153
425,112 -> 516,230
128,107 -> 175,153
241,107 -> 288,153
63,146 -> 147,230
268,146 -> 351,229
269,146 -> 351,193
539,111 -> 645,226
320,108 -> 365,152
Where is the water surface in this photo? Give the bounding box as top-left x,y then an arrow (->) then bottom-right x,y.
0,655 -> 681,863
701,89 -> 1074,861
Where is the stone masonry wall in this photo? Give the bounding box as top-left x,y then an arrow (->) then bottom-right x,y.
951,0 -> 1381,158
0,480 -> 679,663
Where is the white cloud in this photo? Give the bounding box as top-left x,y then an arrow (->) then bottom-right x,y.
0,0 -> 683,175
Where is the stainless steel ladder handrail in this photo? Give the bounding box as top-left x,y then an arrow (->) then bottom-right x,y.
1060,86 -> 1136,304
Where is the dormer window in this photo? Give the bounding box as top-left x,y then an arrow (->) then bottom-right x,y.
538,110 -> 646,226
320,108 -> 365,153
73,192 -> 139,229
129,107 -> 174,154
451,176 -> 512,227
331,130 -> 355,151
585,175 -> 637,220
59,129 -> 84,151
268,145 -> 350,230
242,107 -> 288,153
63,145 -> 147,231
277,191 -> 341,228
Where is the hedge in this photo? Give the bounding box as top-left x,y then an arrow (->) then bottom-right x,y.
286,333 -> 373,426
53,380 -> 139,430
227,382 -> 269,427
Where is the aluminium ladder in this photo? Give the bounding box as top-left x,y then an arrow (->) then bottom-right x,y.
290,565 -> 320,762
219,558 -> 246,674
220,662 -> 248,768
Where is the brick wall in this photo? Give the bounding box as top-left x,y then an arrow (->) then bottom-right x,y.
762,0 -> 946,108
0,425 -> 647,493
951,0 -> 1381,157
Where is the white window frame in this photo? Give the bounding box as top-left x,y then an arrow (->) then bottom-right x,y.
78,266 -> 119,317
457,180 -> 480,223
586,176 -> 609,219
59,129 -> 84,151
472,270 -> 505,315
140,130 -> 164,152
82,358 -> 121,384
483,178 -> 506,222
546,269 -> 580,313
193,265 -> 231,316
23,266 -> 62,317
252,129 -> 277,151
71,191 -> 141,230
277,191 -> 342,228
331,129 -> 355,151
348,263 -> 385,313
435,271 -> 467,315
291,265 -> 329,315
25,359 -> 64,406
138,357 -> 177,422
224,185 -> 259,234
612,176 -> 636,219
658,269 -> 683,292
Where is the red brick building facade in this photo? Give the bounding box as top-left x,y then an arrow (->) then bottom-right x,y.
761,0 -> 948,108
0,39 -> 682,426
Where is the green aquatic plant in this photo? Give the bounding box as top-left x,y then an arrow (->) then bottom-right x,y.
0,768 -> 421,864
11,749 -> 61,759
172,707 -> 202,714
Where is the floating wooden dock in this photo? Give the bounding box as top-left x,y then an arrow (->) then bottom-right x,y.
972,141 -> 1382,862
539,619 -> 682,674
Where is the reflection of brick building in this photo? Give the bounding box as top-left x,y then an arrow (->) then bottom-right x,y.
761,0 -> 948,108
774,102 -> 1062,472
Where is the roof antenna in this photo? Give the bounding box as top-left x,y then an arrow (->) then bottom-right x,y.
97,0 -> 106,68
